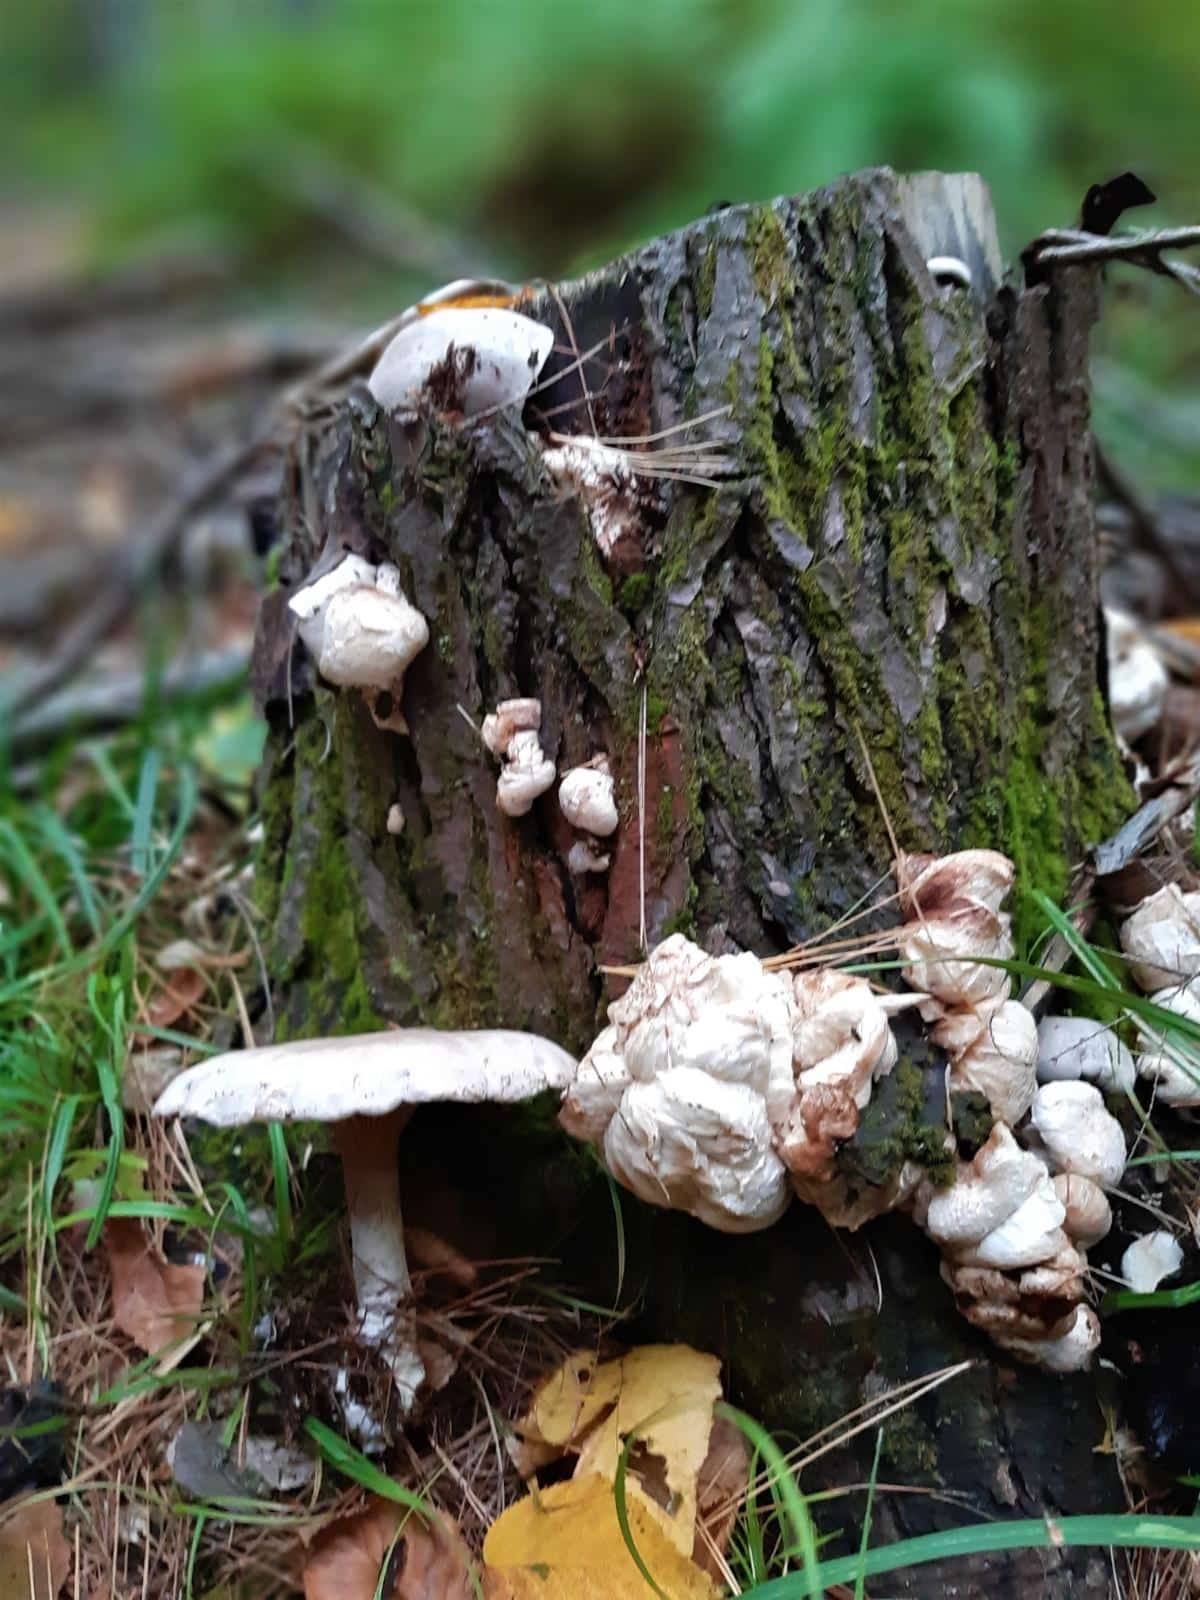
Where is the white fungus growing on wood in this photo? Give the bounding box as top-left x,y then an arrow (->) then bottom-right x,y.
1120,1229 -> 1184,1293
288,555 -> 429,699
481,699 -> 556,819
541,437 -> 640,558
558,758 -> 619,837
1134,979 -> 1200,1104
1027,1080 -> 1127,1189
368,307 -> 554,417
1036,1015 -> 1136,1093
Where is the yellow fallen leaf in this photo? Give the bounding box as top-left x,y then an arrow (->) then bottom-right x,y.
515,1344 -> 721,1555
0,1496 -> 70,1600
483,1474 -> 718,1599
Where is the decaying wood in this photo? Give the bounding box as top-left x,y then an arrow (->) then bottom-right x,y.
256,168 -> 1135,1595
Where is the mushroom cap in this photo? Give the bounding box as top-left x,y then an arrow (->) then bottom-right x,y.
1106,608 -> 1167,744
1052,1172 -> 1113,1248
367,308 -> 553,416
153,1028 -> 577,1126
898,913 -> 1013,1009
1136,982 -> 1200,1104
895,849 -> 1015,920
1121,1229 -> 1184,1293
923,1124 -> 1053,1249
790,969 -> 896,1105
945,997 -> 1039,1124
1036,1014 -> 1136,1093
496,729 -> 556,817
1120,884 -> 1200,993
318,585 -> 430,691
558,762 -> 619,837
289,553 -> 378,656
482,699 -> 542,757
1028,1080 -> 1127,1189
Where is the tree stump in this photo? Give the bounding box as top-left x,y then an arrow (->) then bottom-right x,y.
254,168 -> 1133,1596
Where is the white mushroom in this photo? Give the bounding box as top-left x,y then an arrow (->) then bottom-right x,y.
923,1125 -> 1069,1269
154,1028 -> 575,1414
1135,980 -> 1200,1104
482,698 -> 542,756
1027,1080 -> 1127,1189
541,438 -> 639,558
386,804 -> 406,837
559,935 -> 795,1232
931,996 -> 1038,1124
1105,607 -> 1168,744
567,840 -> 611,875
1052,1173 -> 1112,1248
289,556 -> 429,698
1120,884 -> 1200,993
558,759 -> 619,837
496,728 -> 557,817
368,307 -> 554,416
1121,1229 -> 1184,1293
1036,1015 -> 1136,1093
894,849 -> 1015,1009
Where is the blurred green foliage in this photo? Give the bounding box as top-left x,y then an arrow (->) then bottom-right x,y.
5,0 -> 1199,482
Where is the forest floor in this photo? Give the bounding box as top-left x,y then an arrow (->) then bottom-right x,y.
3,219 -> 1200,1600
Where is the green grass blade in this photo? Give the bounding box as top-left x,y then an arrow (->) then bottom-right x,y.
613,1433 -> 671,1600
303,1418 -> 431,1517
745,1514 -> 1200,1597
853,1429 -> 884,1600
130,748 -> 162,878
267,1122 -> 292,1251
0,818 -> 72,957
717,1403 -> 821,1589
43,1094 -> 82,1221
32,807 -> 102,936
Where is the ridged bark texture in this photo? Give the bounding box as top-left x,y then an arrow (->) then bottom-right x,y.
254,169 -> 1132,1596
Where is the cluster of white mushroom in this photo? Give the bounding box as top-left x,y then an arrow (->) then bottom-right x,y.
895,850 -> 1038,1125
289,554 -> 430,725
559,758 -> 619,874
482,698 -> 557,818
559,933 -> 906,1234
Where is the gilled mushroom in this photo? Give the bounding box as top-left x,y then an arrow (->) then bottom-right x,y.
154,1028 -> 575,1413
1036,1015 -> 1136,1093
1121,1229 -> 1184,1293
289,555 -> 429,706
1120,884 -> 1200,993
368,307 -> 554,417
1026,1080 -> 1127,1189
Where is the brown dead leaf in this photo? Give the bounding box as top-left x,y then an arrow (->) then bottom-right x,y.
303,1498 -> 475,1600
514,1344 -> 722,1555
692,1414 -> 750,1578
482,1474 -> 718,1599
136,968 -> 207,1035
0,1496 -> 70,1600
104,1217 -> 205,1355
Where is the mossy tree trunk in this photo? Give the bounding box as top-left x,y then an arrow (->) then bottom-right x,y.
254,169 -> 1131,1596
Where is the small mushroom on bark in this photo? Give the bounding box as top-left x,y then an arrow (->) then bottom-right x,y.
289,556 -> 429,702
481,699 -> 556,818
558,759 -> 619,837
1135,980 -> 1200,1104
368,307 -> 554,417
154,1028 -> 575,1414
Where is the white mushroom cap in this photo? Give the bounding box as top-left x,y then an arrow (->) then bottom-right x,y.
1052,1173 -> 1113,1248
1120,1229 -> 1184,1293
567,840 -> 611,875
289,553 -> 378,657
1036,1015 -> 1136,1093
935,997 -> 1038,1124
1028,1080 -> 1127,1189
1106,607 -> 1168,744
153,1027 -> 577,1125
367,308 -> 554,416
559,1025 -> 630,1145
1002,1305 -> 1102,1373
1136,980 -> 1200,1104
496,729 -> 556,817
482,698 -> 542,757
963,1178 -> 1068,1270
318,585 -> 430,692
923,1124 -> 1056,1252
603,1068 -> 790,1233
1120,884 -> 1200,993
558,760 -> 619,837
896,849 -> 1015,921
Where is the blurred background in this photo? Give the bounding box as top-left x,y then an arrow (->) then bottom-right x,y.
1,0 -> 1198,749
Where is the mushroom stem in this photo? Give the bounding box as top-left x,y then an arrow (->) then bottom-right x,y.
332,1110 -> 424,1411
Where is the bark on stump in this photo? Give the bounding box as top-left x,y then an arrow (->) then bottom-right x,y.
254,168 -> 1133,1596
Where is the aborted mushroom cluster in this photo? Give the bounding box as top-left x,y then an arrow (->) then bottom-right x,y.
560,848 -> 1137,1371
